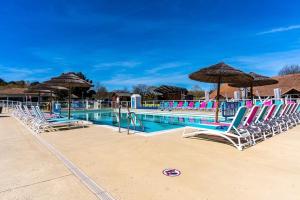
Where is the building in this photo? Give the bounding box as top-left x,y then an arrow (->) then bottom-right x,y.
210,73 -> 300,99
154,85 -> 188,100
0,87 -> 52,102
110,91 -> 131,107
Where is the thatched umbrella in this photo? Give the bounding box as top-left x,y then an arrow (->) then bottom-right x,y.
25,83 -> 68,113
44,73 -> 92,119
189,62 -> 253,122
229,72 -> 278,102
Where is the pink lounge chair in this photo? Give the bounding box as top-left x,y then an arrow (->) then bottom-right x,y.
243,105 -> 260,126
246,101 -> 252,108
199,101 -> 207,110
212,101 -> 217,111
264,104 -> 276,121
279,104 -> 289,117
263,100 -> 272,106
169,101 -> 174,108
177,101 -> 183,109
188,102 -> 194,109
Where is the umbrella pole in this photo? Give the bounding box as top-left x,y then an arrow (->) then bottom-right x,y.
38,92 -> 40,106
68,87 -> 71,119
250,83 -> 253,105
215,77 -> 221,123
50,91 -> 53,115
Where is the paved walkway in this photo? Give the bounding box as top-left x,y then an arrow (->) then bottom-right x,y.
43,121 -> 300,200
0,114 -> 97,200
2,112 -> 300,200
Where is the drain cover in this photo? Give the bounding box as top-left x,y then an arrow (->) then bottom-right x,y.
162,168 -> 181,177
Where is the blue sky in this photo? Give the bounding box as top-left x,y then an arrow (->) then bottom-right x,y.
1,0 -> 300,90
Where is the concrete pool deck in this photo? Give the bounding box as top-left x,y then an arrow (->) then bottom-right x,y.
1,113 -> 300,199
0,114 -> 97,200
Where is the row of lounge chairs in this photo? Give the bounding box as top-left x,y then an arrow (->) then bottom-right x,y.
183,102 -> 300,150
241,99 -> 283,108
160,101 -> 218,111
12,105 -> 88,133
159,99 -> 286,111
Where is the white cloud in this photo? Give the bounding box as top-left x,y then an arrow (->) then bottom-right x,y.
92,61 -> 141,71
0,65 -> 52,81
102,72 -> 192,86
225,49 -> 300,75
257,24 -> 300,35
145,62 -> 188,74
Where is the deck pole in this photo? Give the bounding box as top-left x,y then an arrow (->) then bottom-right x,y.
215,76 -> 221,123
118,105 -> 121,133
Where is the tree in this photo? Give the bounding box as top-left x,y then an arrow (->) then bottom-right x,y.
132,84 -> 148,96
143,86 -> 159,100
278,64 -> 300,76
0,78 -> 7,86
8,81 -> 16,85
86,90 -> 96,99
188,85 -> 205,99
30,81 -> 40,86
71,72 -> 93,99
15,80 -> 26,86
94,83 -> 109,100
132,84 -> 160,100
122,87 -> 129,93
5,80 -> 27,88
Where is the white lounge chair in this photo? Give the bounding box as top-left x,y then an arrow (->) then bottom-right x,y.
183,106 -> 252,150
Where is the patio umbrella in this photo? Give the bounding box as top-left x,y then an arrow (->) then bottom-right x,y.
189,62 -> 253,122
229,72 -> 278,102
44,73 -> 92,119
25,83 -> 68,114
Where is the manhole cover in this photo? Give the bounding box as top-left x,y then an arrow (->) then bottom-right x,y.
162,168 -> 181,177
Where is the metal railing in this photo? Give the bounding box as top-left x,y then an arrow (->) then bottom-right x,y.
0,100 -> 22,113
126,111 -> 144,134
113,104 -> 144,134
1,97 -> 299,113
141,98 -> 300,109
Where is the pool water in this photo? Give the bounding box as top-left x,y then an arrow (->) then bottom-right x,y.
69,109 -> 230,134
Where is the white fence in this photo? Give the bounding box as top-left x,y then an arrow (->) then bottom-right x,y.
1,98 -> 299,114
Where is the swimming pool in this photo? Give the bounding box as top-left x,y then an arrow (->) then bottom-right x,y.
69,109 -> 230,134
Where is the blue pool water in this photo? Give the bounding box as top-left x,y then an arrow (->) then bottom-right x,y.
69,109 -> 230,134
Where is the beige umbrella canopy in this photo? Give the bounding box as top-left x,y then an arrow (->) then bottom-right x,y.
44,72 -> 92,119
229,72 -> 278,101
189,62 -> 253,122
27,83 -> 68,91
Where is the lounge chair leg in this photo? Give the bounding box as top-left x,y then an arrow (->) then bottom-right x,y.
251,135 -> 256,145
237,138 -> 243,150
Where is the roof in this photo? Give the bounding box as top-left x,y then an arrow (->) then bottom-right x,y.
253,73 -> 300,96
0,87 -> 27,95
154,85 -> 188,94
0,87 -> 54,97
71,94 -> 79,99
210,73 -> 300,98
146,87 -> 162,96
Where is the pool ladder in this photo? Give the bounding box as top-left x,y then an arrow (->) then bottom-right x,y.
114,106 -> 144,134
126,111 -> 144,134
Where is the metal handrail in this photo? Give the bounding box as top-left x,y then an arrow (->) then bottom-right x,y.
126,111 -> 144,134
